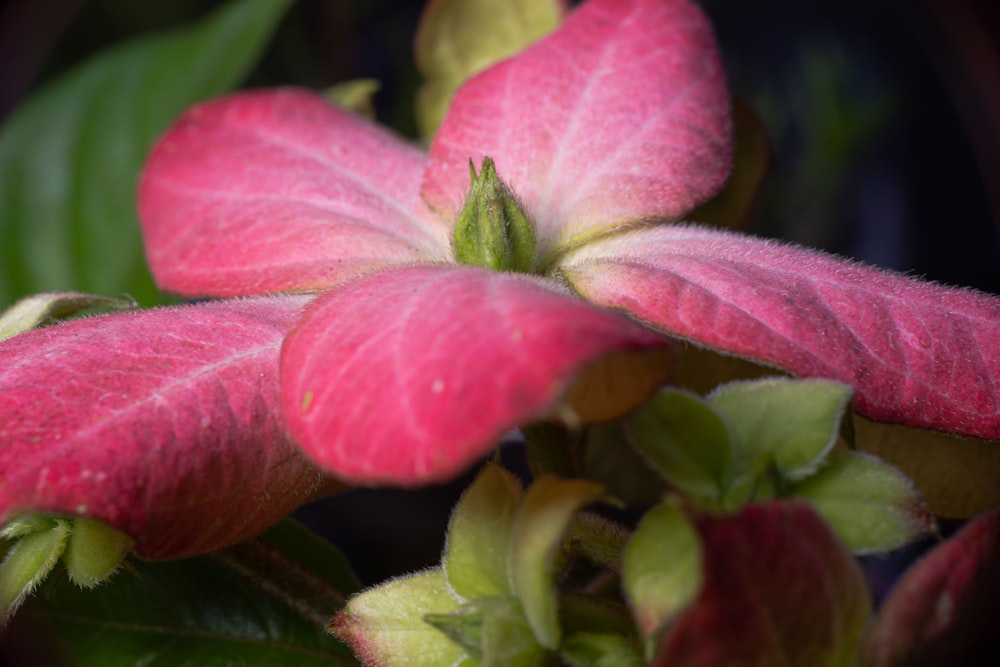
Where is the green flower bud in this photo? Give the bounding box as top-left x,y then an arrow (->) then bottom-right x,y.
452,157 -> 537,273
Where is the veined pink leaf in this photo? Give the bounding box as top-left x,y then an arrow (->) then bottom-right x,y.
139,88 -> 450,298
562,224 -> 1000,440
280,266 -> 669,485
0,296 -> 340,559
422,0 -> 731,257
654,502 -> 870,666
865,510 -> 1000,666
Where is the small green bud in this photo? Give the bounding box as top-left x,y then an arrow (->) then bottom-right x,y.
452,157 -> 537,273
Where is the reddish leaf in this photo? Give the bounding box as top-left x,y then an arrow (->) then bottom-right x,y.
422,0 -> 731,256
865,511 -> 1000,667
280,265 -> 669,485
562,224 -> 1000,440
654,502 -> 871,666
139,88 -> 450,298
0,296 -> 340,559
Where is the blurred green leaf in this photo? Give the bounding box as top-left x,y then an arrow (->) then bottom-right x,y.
625,389 -> 732,505
5,518 -> 358,666
0,0 -> 294,308
622,503 -> 701,653
0,291 -> 134,341
443,463 -> 521,600
414,0 -> 565,137
510,476 -> 604,650
331,568 -> 464,667
791,452 -> 934,553
708,377 -> 853,481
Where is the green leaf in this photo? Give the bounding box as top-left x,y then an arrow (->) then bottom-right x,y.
621,503 -> 701,650
583,420 -> 667,509
426,595 -> 545,667
5,518 -> 358,665
414,0 -> 565,137
444,462 -> 522,599
331,568 -> 463,667
64,517 -> 134,588
708,377 -> 853,481
325,79 -> 381,119
790,452 -> 934,553
561,633 -> 644,667
0,0 -> 294,308
0,291 -> 135,341
510,476 -> 604,650
0,517 -> 70,622
625,389 -> 732,505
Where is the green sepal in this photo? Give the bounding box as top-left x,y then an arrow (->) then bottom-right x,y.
510,476 -> 604,649
708,377 -> 853,481
625,389 -> 733,506
790,452 -> 935,553
426,595 -> 546,667
0,517 -> 71,622
64,517 -> 134,588
0,292 -> 135,342
622,503 -> 702,654
444,463 -> 522,599
330,568 -> 465,667
561,632 -> 644,667
452,157 -> 537,273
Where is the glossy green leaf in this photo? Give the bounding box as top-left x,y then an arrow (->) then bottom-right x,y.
510,476 -> 604,649
791,452 -> 934,553
443,463 -> 522,599
331,568 -> 463,667
0,0 -> 293,308
0,292 -> 134,341
3,518 -> 358,665
426,595 -> 545,667
622,503 -> 701,650
625,389 -> 732,505
708,378 -> 853,480
414,0 -> 565,137
561,633 -> 644,667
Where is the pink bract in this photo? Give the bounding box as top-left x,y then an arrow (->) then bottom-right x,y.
2,0 -> 1000,559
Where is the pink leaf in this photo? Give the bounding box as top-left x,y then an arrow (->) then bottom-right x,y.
654,502 -> 871,666
280,266 -> 669,485
0,296 -> 340,559
562,225 -> 1000,440
422,0 -> 731,255
865,510 -> 1000,666
139,88 -> 450,298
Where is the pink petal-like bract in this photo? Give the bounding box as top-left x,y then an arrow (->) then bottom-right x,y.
866,510 -> 1000,666
562,225 -> 1000,440
422,0 -> 731,255
139,88 -> 449,298
280,266 -> 669,485
0,296 -> 339,559
655,502 -> 870,666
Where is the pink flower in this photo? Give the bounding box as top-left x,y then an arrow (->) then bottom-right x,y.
2,0 -> 998,558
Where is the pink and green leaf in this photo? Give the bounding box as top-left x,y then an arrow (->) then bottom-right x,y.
653,502 -> 871,667
0,296 -> 340,559
422,0 -> 731,258
563,224 -> 1000,441
139,88 -> 449,298
280,266 -> 669,485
